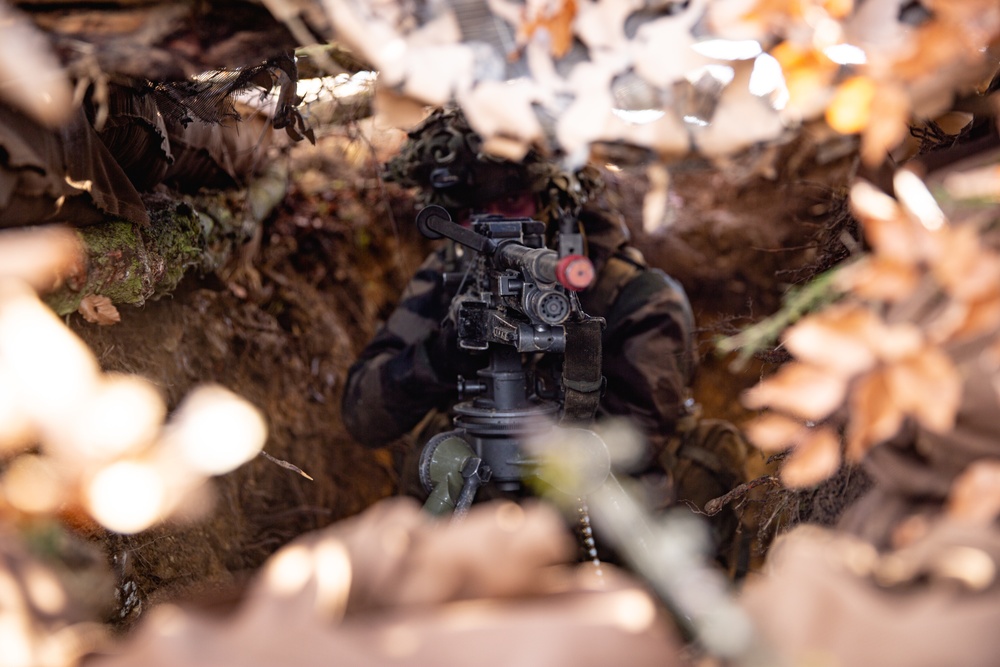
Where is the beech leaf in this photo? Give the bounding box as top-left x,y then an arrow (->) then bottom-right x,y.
884,346 -> 961,434
783,304 -> 879,377
931,224 -> 1000,303
846,369 -> 904,460
834,256 -> 920,303
78,295 -> 121,326
743,412 -> 806,453
780,426 -> 842,489
742,362 -> 848,422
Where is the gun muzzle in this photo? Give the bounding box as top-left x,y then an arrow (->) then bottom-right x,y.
556,255 -> 595,292
495,244 -> 595,292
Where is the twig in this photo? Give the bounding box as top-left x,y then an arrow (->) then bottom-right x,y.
715,268 -> 845,369
703,475 -> 780,516
259,450 -> 314,481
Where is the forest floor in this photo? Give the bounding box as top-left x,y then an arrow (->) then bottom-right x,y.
65,121 -> 858,629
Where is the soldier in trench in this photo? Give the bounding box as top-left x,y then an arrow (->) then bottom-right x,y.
340,108 -> 748,567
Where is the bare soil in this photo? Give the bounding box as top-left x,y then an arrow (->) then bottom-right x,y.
68,126 -> 857,628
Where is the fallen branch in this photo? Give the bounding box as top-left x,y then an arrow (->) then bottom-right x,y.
45,163 -> 289,316
703,475 -> 780,517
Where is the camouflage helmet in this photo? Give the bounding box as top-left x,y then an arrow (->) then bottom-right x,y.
385,107 -> 602,219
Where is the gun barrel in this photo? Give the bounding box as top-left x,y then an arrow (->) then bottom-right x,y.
496,243 -> 594,292
495,243 -> 557,283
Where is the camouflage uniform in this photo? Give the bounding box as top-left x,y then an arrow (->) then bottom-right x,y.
341,109 -> 747,565
342,205 -> 693,451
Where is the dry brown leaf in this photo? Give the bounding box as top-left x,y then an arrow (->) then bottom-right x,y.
782,304 -> 879,376
952,295 -> 1000,341
947,460 -> 1000,524
884,346 -> 961,434
742,362 -> 848,421
822,0 -> 854,18
826,76 -> 876,136
863,320 -> 925,365
780,426 -> 842,488
834,256 -> 920,302
772,42 -> 838,119
846,369 -> 903,460
931,224 -> 1000,302
860,83 -> 910,167
850,181 -> 930,265
78,295 -> 121,326
0,227 -> 83,292
519,0 -> 577,59
743,412 -> 806,453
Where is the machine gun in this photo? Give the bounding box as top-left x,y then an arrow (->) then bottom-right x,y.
414,205 -> 609,517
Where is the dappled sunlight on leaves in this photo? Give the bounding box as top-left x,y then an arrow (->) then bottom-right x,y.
742,158 -> 1000,486
743,360 -> 848,421
324,0 -> 1000,168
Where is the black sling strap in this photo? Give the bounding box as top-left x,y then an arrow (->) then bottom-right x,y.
560,317 -> 604,424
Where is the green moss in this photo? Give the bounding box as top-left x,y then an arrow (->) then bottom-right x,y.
44,165 -> 289,316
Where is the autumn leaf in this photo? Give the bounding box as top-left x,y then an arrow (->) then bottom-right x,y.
862,320 -> 924,365
860,84 -> 910,167
782,303 -> 879,377
947,460 -> 1000,524
78,295 -> 121,326
849,181 -> 932,265
743,361 -> 848,421
780,426 -> 842,488
826,76 -> 876,136
771,41 -> 838,117
834,256 -> 920,302
519,0 -> 577,59
846,369 -> 903,460
946,295 -> 1000,342
743,412 -> 807,453
884,345 -> 961,434
931,224 -> 1000,303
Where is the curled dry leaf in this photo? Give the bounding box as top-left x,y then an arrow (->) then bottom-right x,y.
947,460 -> 1000,524
743,412 -> 807,453
742,361 -> 848,422
78,295 -> 120,326
780,426 -> 843,488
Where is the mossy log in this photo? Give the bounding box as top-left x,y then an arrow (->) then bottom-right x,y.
45,163 -> 288,315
